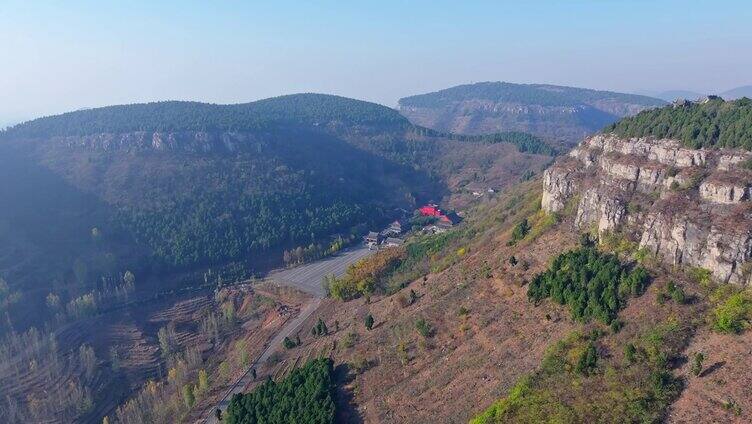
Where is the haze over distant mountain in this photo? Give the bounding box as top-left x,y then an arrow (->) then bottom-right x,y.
398,82 -> 666,146
652,86 -> 752,102
720,85 -> 752,100
653,90 -> 706,102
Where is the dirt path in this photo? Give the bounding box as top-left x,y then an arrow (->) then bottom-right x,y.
199,245 -> 372,423
201,298 -> 322,424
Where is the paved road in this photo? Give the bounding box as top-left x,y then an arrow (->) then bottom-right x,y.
201,245 -> 372,423
267,246 -> 372,297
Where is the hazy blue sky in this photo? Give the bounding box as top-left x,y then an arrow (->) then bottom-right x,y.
2,0 -> 751,124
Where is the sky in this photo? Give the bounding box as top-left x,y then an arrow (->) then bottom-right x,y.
1,0 -> 751,125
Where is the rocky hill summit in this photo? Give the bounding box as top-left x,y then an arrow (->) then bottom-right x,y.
543,132 -> 752,285
398,82 -> 665,146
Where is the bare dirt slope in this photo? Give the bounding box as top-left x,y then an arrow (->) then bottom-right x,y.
251,201 -> 581,423
669,329 -> 752,423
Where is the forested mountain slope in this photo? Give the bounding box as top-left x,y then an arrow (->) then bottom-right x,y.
0,93 -> 556,423
399,81 -> 666,146
0,94 -> 552,332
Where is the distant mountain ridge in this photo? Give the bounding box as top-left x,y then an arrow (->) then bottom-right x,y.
398,82 -> 666,146
653,86 -> 752,102
2,93 -> 409,140
654,90 -> 706,102
720,85 -> 752,100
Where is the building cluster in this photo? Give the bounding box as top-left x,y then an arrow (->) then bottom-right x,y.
364,218 -> 407,250
363,203 -> 461,250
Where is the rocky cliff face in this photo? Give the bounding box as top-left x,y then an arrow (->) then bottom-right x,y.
542,133 -> 752,285
399,101 -> 619,147
51,130 -> 260,153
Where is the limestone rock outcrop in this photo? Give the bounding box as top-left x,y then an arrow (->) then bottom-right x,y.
542,133 -> 752,285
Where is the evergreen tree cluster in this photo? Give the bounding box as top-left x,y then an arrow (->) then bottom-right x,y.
605,97 -> 752,150
224,358 -> 336,424
527,247 -> 649,324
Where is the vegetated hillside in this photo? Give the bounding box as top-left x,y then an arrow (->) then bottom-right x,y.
0,95 -> 436,331
3,94 -> 408,138
398,81 -> 666,146
254,101 -> 752,423
547,101 -> 752,286
469,102 -> 752,423
0,92 -> 554,424
606,96 -> 752,149
0,94 -> 552,301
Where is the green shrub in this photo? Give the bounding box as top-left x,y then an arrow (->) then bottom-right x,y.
624,343 -> 637,365
668,281 -> 687,304
282,337 -> 297,349
527,247 -> 649,323
575,341 -> 598,375
688,267 -> 713,287
711,292 -> 752,334
690,352 -> 705,377
341,332 -> 359,349
508,219 -> 530,245
311,318 -> 329,337
415,318 -> 434,338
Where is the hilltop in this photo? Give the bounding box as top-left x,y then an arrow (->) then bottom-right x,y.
606,96 -> 752,149
2,94 -> 409,139
398,81 -> 666,146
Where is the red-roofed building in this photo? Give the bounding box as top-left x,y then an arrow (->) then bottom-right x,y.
418,204 -> 460,226
419,204 -> 443,218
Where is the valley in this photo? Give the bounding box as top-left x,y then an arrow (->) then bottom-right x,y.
0,93 -> 552,423
3,3 -> 751,423
1,89 -> 750,424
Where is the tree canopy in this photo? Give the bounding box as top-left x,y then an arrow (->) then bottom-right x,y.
527,247 -> 649,324
224,357 -> 336,424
